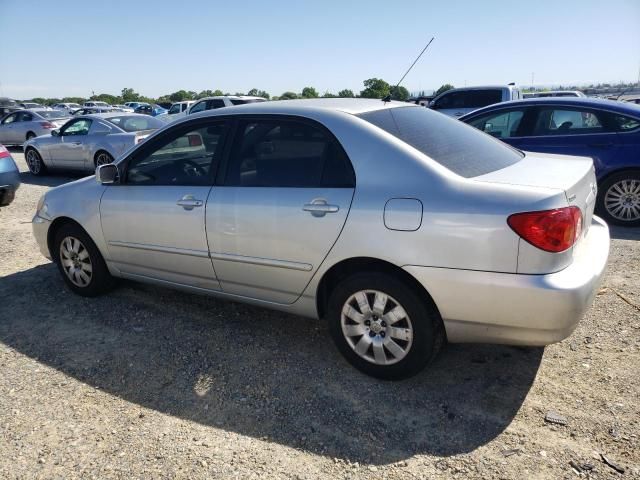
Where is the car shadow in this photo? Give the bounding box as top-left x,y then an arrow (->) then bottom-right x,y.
0,264 -> 543,465
609,225 -> 640,241
18,171 -> 81,188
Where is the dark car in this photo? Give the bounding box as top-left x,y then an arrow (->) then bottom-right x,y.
134,104 -> 168,116
0,97 -> 21,118
460,98 -> 640,226
0,143 -> 20,206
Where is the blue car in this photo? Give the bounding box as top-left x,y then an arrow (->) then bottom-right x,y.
460,98 -> 640,226
134,104 -> 168,117
0,143 -> 20,206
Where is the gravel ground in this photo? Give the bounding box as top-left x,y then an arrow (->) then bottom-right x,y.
1,149 -> 639,479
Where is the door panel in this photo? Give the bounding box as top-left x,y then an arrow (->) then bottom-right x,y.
50,119 -> 93,168
100,185 -> 219,290
207,187 -> 353,303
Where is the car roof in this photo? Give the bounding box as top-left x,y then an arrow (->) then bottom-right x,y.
192,98 -> 411,115
82,112 -> 150,119
460,97 -> 640,118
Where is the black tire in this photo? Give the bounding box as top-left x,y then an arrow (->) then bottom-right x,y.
26,131 -> 36,140
94,151 -> 114,168
25,148 -> 47,176
53,223 -> 116,297
327,272 -> 444,380
596,171 -> 640,227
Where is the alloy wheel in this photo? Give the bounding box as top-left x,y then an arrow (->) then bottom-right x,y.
26,150 -> 41,174
59,236 -> 93,287
341,290 -> 414,365
604,179 -> 640,222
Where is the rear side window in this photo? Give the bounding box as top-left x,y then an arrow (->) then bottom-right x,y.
533,108 -> 604,135
224,119 -> 354,188
610,114 -> 640,132
468,109 -> 525,139
358,107 -> 523,178
466,90 -> 503,108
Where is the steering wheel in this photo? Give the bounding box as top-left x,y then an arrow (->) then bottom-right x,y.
181,159 -> 207,177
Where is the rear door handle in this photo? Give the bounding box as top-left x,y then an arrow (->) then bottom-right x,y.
303,199 -> 339,217
177,195 -> 203,210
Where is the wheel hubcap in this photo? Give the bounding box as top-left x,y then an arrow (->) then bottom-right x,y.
26,150 -> 40,174
59,236 -> 93,287
341,290 -> 413,365
604,179 -> 640,222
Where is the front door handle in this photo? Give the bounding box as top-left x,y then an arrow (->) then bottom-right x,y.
303,199 -> 339,217
177,195 -> 203,210
454,112 -> 464,116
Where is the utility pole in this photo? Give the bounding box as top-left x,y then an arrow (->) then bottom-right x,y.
531,72 -> 534,88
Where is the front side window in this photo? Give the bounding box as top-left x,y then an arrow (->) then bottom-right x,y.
1,113 -> 18,124
168,104 -> 181,114
533,108 -> 604,135
61,119 -> 92,135
126,121 -> 227,186
210,99 -> 226,109
432,91 -> 464,110
17,112 -> 33,122
468,109 -> 525,139
224,118 -> 354,188
189,101 -> 206,114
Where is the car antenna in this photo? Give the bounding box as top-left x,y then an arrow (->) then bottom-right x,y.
382,36 -> 435,103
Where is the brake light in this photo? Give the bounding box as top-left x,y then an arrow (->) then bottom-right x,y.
0,145 -> 9,158
39,122 -> 55,129
508,206 -> 582,253
187,133 -> 202,147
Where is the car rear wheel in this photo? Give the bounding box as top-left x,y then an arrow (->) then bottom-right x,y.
597,171 -> 640,227
327,272 -> 443,380
25,148 -> 46,176
53,223 -> 116,297
95,151 -> 114,168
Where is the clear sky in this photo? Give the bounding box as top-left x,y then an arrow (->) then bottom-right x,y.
0,0 -> 638,99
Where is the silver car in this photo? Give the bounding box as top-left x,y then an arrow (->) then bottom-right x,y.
0,109 -> 71,145
23,113 -> 164,175
31,99 -> 610,379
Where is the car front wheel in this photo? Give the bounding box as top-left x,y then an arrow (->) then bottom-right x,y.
327,272 -> 443,380
95,151 -> 114,168
25,148 -> 46,176
53,223 -> 116,297
597,171 -> 640,227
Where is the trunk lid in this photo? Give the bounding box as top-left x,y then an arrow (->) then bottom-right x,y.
473,151 -> 597,239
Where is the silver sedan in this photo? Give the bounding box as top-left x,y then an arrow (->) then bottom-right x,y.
23,113 -> 165,175
31,99 -> 610,379
0,109 -> 71,145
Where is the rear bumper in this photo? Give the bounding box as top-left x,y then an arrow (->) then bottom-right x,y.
404,216 -> 610,346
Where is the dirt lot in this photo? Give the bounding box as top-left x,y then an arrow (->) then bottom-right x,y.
1,149 -> 639,479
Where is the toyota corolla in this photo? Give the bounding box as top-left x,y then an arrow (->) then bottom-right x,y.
32,99 -> 610,379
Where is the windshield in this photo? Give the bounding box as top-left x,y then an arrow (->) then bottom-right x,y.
357,106 -> 523,178
36,110 -> 71,119
105,115 -> 164,132
230,98 -> 265,105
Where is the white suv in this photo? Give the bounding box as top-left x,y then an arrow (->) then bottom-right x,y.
429,85 -> 521,118
187,96 -> 266,116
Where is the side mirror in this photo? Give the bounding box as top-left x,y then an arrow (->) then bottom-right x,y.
51,129 -> 60,137
96,163 -> 119,184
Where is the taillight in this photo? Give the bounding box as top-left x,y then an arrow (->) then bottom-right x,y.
508,206 -> 582,253
39,122 -> 55,129
187,133 -> 202,147
0,145 -> 9,158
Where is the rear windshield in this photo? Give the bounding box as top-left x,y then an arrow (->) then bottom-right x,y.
105,115 -> 164,132
36,110 -> 70,119
358,106 -> 523,178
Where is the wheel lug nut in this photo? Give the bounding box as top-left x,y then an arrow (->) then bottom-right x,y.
381,321 -> 386,327
369,331 -> 375,337
380,332 -> 385,338
365,320 -> 370,326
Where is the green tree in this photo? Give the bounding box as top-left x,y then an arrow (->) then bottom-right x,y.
301,87 -> 319,99
390,85 -> 410,101
279,91 -> 298,100
169,90 -> 194,102
247,88 -> 270,99
360,78 -> 390,99
435,84 -> 455,96
322,91 -> 337,98
62,97 -> 86,104
90,93 -> 120,104
338,89 -> 355,98
121,88 -> 140,103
